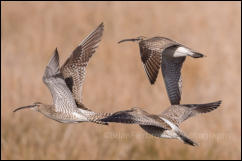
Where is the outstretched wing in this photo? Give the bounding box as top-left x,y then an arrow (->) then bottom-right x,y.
60,23 -> 104,109
100,108 -> 171,130
160,100 -> 222,126
139,46 -> 161,84
161,46 -> 186,105
43,49 -> 77,112
139,37 -> 178,85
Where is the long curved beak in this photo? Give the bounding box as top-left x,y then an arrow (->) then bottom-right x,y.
13,104 -> 36,112
118,38 -> 141,44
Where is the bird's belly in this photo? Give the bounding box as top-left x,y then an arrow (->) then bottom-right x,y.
160,130 -> 178,139
46,111 -> 88,123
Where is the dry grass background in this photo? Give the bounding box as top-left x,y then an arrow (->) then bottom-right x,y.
1,1 -> 241,160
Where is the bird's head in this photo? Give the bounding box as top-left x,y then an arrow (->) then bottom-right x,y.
13,102 -> 43,113
136,36 -> 146,41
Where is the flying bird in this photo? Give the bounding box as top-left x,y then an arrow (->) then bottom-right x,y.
100,100 -> 222,146
119,36 -> 204,105
14,23 -> 111,125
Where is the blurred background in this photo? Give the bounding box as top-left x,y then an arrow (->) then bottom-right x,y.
1,1 -> 241,159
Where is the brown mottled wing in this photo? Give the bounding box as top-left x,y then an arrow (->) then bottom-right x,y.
139,45 -> 161,84
138,37 -> 178,85
60,23 -> 104,110
43,49 -> 78,112
100,108 -> 171,130
160,101 -> 222,126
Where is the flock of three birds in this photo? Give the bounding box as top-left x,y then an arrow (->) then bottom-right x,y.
14,22 -> 222,146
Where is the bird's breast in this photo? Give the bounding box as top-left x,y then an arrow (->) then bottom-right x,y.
160,130 -> 178,139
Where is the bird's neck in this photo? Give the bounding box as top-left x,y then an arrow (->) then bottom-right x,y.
38,104 -> 55,116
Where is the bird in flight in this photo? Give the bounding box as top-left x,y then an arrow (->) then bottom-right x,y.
101,100 -> 222,146
119,36 -> 204,105
14,23 -> 111,125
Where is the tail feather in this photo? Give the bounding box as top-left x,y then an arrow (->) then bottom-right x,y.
91,120 -> 109,125
177,132 -> 198,146
89,112 -> 112,125
191,52 -> 204,58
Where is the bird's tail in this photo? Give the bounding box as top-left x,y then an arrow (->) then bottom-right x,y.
176,131 -> 198,146
91,120 -> 108,125
191,52 -> 204,58
89,112 -> 113,125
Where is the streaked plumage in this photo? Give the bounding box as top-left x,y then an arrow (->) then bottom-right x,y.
100,100 -> 222,146
119,36 -> 204,105
14,23 -> 111,125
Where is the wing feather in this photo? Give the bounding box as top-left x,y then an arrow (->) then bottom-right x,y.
138,37 -> 178,85
100,108 -> 171,129
139,46 -> 161,84
60,23 -> 104,110
43,49 -> 77,112
160,101 -> 222,126
161,47 -> 186,105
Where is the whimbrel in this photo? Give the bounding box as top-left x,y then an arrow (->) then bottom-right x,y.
14,23 -> 111,125
101,100 -> 222,146
119,36 -> 204,105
